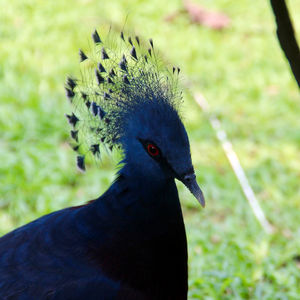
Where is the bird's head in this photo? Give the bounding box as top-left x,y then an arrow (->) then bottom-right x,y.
120,98 -> 205,207
65,29 -> 205,207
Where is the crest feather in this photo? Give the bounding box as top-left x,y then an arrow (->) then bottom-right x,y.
65,29 -> 182,170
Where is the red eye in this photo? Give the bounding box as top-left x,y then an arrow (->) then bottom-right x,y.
147,143 -> 160,157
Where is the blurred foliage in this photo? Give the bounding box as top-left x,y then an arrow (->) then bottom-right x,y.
0,0 -> 299,298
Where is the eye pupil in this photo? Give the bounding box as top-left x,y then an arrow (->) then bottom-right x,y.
149,146 -> 156,154
147,144 -> 159,156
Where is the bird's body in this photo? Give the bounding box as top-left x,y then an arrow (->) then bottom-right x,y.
0,29 -> 204,299
0,174 -> 187,299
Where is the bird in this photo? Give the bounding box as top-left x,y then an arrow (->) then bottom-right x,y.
0,29 -> 205,299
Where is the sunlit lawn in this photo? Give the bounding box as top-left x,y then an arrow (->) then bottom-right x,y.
0,0 -> 299,298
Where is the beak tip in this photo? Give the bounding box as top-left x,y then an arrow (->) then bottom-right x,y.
199,195 -> 206,208
180,172 -> 206,208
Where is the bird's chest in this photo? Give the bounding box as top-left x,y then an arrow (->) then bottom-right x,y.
94,211 -> 188,299
87,180 -> 189,299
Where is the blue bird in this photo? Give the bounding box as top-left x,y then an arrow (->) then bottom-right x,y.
0,29 -> 205,299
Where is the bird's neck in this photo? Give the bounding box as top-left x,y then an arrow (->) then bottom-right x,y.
83,166 -> 188,298
95,166 -> 183,235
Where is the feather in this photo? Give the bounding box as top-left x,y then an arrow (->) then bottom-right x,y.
66,113 -> 79,127
130,46 -> 137,60
77,155 -> 85,171
92,29 -> 102,44
95,69 -> 105,84
98,63 -> 106,73
79,49 -> 88,62
70,130 -> 78,142
101,47 -> 109,60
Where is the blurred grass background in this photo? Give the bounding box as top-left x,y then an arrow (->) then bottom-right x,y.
0,0 -> 300,298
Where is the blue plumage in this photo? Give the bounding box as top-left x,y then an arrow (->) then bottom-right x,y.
0,29 -> 205,299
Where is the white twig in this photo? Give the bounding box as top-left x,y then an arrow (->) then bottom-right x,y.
193,92 -> 274,234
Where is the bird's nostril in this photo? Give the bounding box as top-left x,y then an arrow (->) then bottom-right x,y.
183,173 -> 196,182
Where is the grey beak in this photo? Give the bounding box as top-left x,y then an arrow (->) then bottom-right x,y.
181,173 -> 205,207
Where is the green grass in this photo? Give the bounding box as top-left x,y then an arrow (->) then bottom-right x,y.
0,0 -> 300,298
